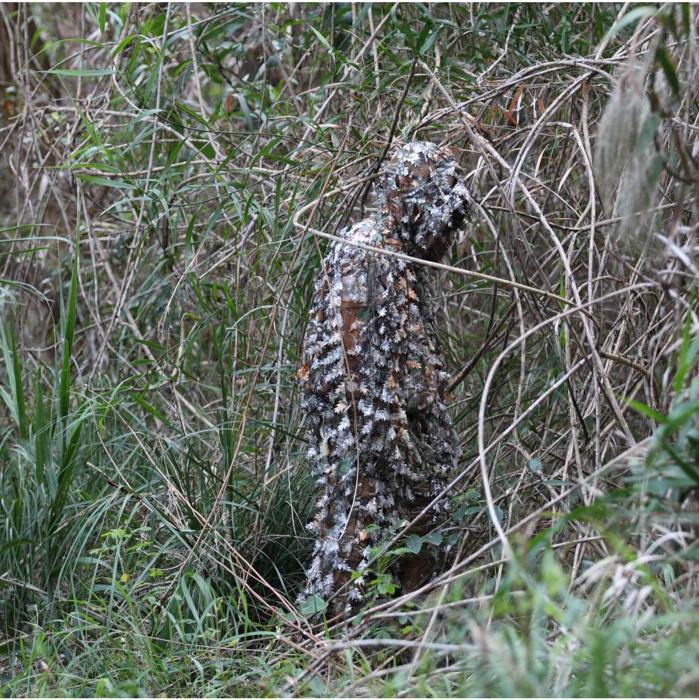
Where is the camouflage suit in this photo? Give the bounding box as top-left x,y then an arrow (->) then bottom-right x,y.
299,142 -> 470,617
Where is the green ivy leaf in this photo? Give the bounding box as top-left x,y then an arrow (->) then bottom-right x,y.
424,531 -> 443,546
405,534 -> 423,555
299,595 -> 327,616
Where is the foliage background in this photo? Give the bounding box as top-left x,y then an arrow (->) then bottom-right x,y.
0,2 -> 698,696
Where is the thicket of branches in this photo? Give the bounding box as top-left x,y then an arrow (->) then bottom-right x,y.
1,3 -> 698,696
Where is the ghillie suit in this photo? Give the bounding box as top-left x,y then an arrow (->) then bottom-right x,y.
299,142 -> 470,619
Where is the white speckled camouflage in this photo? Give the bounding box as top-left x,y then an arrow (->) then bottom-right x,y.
299,142 -> 470,617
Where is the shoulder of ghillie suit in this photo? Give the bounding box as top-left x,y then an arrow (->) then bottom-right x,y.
299,141 -> 471,619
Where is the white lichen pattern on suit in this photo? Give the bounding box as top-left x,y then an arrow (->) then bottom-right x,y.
299,142 -> 470,618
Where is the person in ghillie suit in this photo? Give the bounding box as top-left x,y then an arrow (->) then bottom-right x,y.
298,141 -> 470,619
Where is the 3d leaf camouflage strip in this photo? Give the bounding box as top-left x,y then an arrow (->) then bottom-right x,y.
299,142 -> 471,618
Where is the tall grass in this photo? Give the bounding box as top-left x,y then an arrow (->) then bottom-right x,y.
0,3 -> 698,696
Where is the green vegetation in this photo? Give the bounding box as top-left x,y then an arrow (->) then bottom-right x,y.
0,3 -> 698,696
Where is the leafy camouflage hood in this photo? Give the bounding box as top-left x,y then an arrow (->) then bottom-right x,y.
375,141 -> 471,261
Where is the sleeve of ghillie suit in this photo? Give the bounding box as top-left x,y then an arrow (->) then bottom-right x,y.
299,222 -> 460,618
299,221 -> 384,616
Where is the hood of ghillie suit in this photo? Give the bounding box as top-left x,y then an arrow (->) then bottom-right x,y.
375,141 -> 471,262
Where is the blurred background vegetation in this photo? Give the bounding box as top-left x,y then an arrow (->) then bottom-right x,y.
0,2 -> 698,696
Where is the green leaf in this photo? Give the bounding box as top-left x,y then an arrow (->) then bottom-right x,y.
299,595 -> 327,616
421,27 -> 441,55
642,153 -> 664,198
309,26 -> 333,53
657,436 -> 699,485
377,579 -> 397,595
0,318 -> 27,440
0,538 -> 32,554
459,505 -> 485,517
131,392 -> 168,424
674,316 -> 699,391
98,3 -> 106,34
46,68 -> 112,77
405,534 -> 423,555
111,34 -> 135,58
604,6 -> 658,42
33,370 -> 49,485
635,113 -> 662,155
424,531 -> 443,546
58,248 -> 78,428
49,408 -> 87,534
627,398 -> 666,423
656,46 -> 680,97
682,3 -> 691,38
663,398 -> 699,434
77,174 -> 133,189
528,457 -> 542,473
